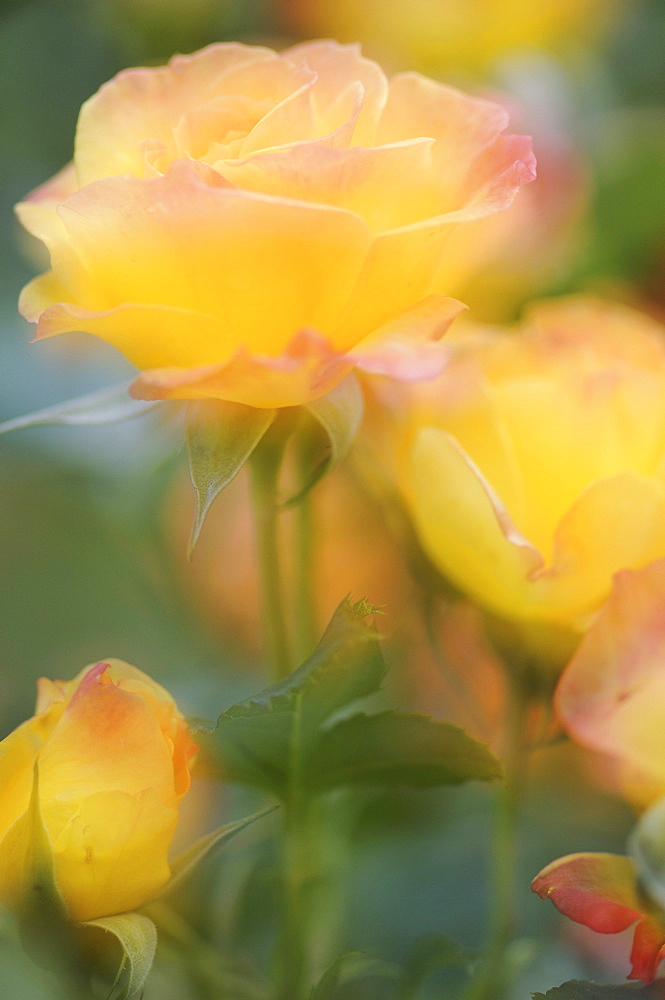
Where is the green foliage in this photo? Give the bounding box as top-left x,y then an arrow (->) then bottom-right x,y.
533,982 -> 665,999
289,374 -> 364,505
396,934 -> 474,1000
309,711 -> 501,791
0,381 -> 160,435
159,806 -> 277,898
310,952 -> 398,999
186,399 -> 276,555
199,599 -> 500,801
83,913 -> 157,1000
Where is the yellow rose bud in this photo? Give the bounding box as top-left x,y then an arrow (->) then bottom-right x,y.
16,41 -> 534,409
0,660 -> 197,922
392,298 -> 665,629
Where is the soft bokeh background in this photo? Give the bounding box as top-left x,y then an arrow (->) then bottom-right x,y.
1,1 -> 664,996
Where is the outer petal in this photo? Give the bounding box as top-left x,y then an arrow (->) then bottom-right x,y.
130,328 -> 354,408
351,294 -> 466,379
532,852 -> 665,983
556,561 -> 665,800
405,426 -> 544,617
378,73 -> 536,217
24,161 -> 373,365
540,474 -> 665,625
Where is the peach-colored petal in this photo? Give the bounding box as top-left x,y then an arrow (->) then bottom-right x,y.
378,73 -> 535,216
532,851 -> 665,982
130,328 -> 354,408
218,138 -> 439,232
75,43 -> 279,185
556,561 -> 665,798
532,852 -> 644,933
284,40 -> 388,145
352,295 -> 466,379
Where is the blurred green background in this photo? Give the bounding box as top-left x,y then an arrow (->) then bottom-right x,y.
1,1 -> 664,996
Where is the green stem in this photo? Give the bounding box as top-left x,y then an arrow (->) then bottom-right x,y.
460,675 -> 528,1000
293,471 -> 317,663
276,793 -> 314,1000
250,439 -> 292,682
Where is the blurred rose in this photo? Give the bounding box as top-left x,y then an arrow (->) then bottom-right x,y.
280,0 -> 621,76
556,560 -> 665,807
386,297 -> 665,630
16,41 -> 534,408
0,660 -> 197,922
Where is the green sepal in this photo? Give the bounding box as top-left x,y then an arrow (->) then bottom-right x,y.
2,761 -> 65,920
196,598 -> 385,797
310,951 -> 398,1000
186,399 -> 275,556
286,374 -> 364,506
0,381 -> 159,435
307,710 -> 501,792
628,795 -> 665,910
157,805 -> 278,898
82,913 -> 157,1000
532,982 -> 665,998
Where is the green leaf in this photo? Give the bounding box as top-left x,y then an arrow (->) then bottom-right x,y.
288,374 -> 363,504
310,952 -> 398,1000
628,795 -> 665,910
186,399 -> 275,555
198,598 -> 385,797
398,936 -> 473,1000
532,982 -> 665,998
82,913 -> 157,1000
158,806 -> 277,898
307,711 -> 501,792
0,382 -> 159,435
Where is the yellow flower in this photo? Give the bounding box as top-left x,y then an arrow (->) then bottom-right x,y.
393,298 -> 665,629
16,41 -> 534,409
0,660 -> 197,922
281,0 -> 622,76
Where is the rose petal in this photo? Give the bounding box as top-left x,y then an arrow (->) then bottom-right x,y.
75,43 -> 279,184
532,852 -> 644,932
284,40 -> 388,144
26,161 -> 373,365
406,426 -> 544,618
130,328 -> 354,408
556,561 -> 665,797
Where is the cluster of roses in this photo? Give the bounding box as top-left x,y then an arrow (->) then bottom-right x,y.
3,38 -> 665,984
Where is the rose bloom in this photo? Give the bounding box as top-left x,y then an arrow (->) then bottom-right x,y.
280,0 -> 621,76
16,41 -> 534,409
534,564 -> 665,983
0,660 -> 197,922
388,297 -> 665,630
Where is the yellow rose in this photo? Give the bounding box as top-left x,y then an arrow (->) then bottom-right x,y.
0,660 -> 197,922
281,0 -> 622,75
391,298 -> 665,629
16,41 -> 534,409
